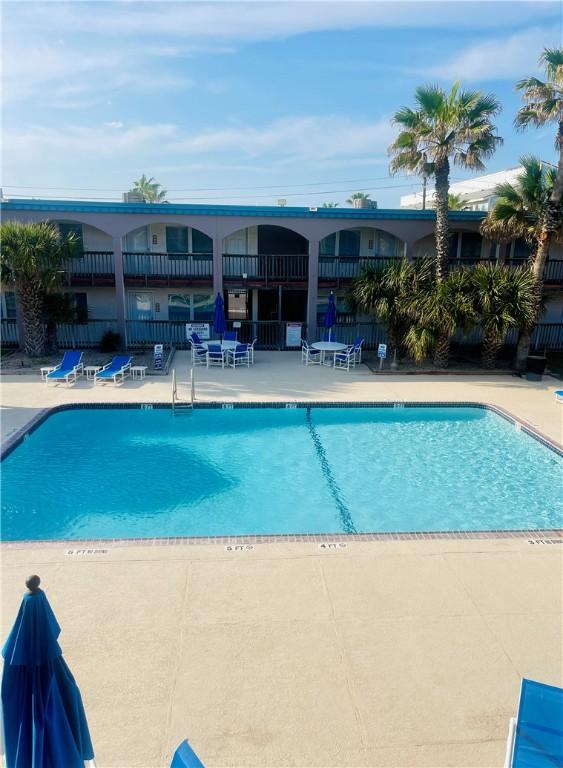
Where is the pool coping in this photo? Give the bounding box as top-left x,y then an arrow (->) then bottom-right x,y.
2,400 -> 561,548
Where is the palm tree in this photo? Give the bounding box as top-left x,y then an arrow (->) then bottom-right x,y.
471,263 -> 542,369
389,82 -> 502,279
351,258 -> 432,363
447,193 -> 467,210
322,202 -> 339,208
131,174 -> 167,203
515,48 -> 563,282
43,293 -> 85,353
1,221 -> 78,356
346,192 -> 371,206
480,155 -> 560,368
404,267 -> 476,367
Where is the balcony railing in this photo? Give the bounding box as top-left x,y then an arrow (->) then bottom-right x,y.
1,319 -> 19,346
504,258 -> 563,286
63,251 -> 115,285
319,256 -> 403,283
223,254 -> 309,283
55,320 -> 119,348
123,252 -> 213,283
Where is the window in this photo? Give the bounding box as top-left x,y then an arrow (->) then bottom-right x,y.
193,294 -> 214,321
166,227 -> 189,253
58,222 -> 83,251
1,292 -> 17,319
125,227 -> 149,252
192,229 -> 213,254
513,238 -> 532,260
226,290 -> 248,320
320,234 -> 336,257
168,294 -> 191,321
460,232 -> 482,261
339,230 -> 360,257
71,292 -> 88,323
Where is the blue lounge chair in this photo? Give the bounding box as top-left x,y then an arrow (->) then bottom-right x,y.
223,330 -> 237,342
353,336 -> 365,363
94,355 -> 132,385
171,740 -> 205,768
504,678 -> 563,768
45,350 -> 83,385
555,390 -> 563,403
334,345 -> 357,372
190,332 -> 203,345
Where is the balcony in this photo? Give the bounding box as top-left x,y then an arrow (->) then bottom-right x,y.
319,256 -> 403,286
63,251 -> 115,286
505,258 -> 563,287
123,252 -> 213,286
223,254 -> 309,285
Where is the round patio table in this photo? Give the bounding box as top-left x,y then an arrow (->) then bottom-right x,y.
201,340 -> 238,351
311,341 -> 347,366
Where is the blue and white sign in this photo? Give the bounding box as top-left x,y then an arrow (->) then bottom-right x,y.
185,323 -> 210,340
377,343 -> 387,359
154,343 -> 164,370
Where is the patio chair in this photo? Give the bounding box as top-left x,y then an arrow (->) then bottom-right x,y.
555,390 -> 563,403
223,330 -> 237,342
353,336 -> 365,363
248,338 -> 258,364
45,350 -> 84,385
504,678 -> 563,768
334,345 -> 357,372
226,343 -> 250,369
301,340 -> 322,366
190,342 -> 207,367
206,343 -> 224,369
94,355 -> 132,385
189,332 -> 203,345
171,740 -> 205,768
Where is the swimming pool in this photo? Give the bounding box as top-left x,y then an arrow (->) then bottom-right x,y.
1,405 -> 561,541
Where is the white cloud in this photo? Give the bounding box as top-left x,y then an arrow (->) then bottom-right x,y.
421,27 -> 557,81
171,115 -> 395,160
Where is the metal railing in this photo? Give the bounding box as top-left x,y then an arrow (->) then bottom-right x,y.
0,320 -> 19,346
127,320 -> 191,347
223,254 -> 309,283
123,252 -> 213,281
64,251 -> 115,281
319,256 -> 403,282
56,320 -> 119,348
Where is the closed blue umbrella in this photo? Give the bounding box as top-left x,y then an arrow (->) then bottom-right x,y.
323,291 -> 337,341
213,293 -> 226,338
1,575 -> 94,768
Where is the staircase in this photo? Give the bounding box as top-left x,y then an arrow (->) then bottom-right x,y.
172,368 -> 195,414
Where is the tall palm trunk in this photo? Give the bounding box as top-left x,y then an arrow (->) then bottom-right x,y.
434,158 -> 451,281
482,331 -> 502,370
433,332 -> 450,368
17,278 -> 46,357
516,125 -> 563,370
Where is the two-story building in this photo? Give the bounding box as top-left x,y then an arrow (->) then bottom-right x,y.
1,198 -> 562,350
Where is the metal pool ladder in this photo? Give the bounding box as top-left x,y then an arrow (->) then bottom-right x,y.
172,368 -> 195,414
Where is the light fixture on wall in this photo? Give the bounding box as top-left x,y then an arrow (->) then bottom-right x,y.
242,273 -> 248,280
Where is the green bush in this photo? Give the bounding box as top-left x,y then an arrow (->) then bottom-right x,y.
100,330 -> 121,352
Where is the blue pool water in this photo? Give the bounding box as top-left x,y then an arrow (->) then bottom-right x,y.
1,406 -> 561,541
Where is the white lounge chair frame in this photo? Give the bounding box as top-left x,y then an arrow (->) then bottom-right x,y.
94,360 -> 131,385
301,340 -> 322,366
45,359 -> 83,385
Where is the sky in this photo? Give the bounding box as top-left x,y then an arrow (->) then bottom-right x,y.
1,0 -> 561,208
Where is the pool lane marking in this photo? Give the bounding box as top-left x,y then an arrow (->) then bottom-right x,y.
304,407 -> 357,534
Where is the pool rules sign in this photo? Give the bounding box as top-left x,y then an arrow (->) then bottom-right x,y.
377,343 -> 387,371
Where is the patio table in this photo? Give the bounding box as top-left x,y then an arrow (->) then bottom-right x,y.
311,341 -> 348,366
201,341 -> 238,351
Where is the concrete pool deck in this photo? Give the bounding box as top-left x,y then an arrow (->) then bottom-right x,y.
1,352 -> 562,767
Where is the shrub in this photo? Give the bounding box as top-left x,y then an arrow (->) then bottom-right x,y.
100,330 -> 121,352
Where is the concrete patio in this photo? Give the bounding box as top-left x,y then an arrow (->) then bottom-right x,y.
1,351 -> 562,767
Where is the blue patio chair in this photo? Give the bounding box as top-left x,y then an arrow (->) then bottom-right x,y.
334,345 -> 357,372
206,343 -> 224,369
191,343 -> 207,367
504,678 -> 563,768
171,740 -> 205,768
94,355 -> 132,385
190,332 -> 203,345
555,390 -> 563,403
301,339 -> 321,366
226,343 -> 250,369
45,351 -> 83,385
223,330 -> 237,342
353,336 -> 365,363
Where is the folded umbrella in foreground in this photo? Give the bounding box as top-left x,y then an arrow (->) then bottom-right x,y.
1,575 -> 95,768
